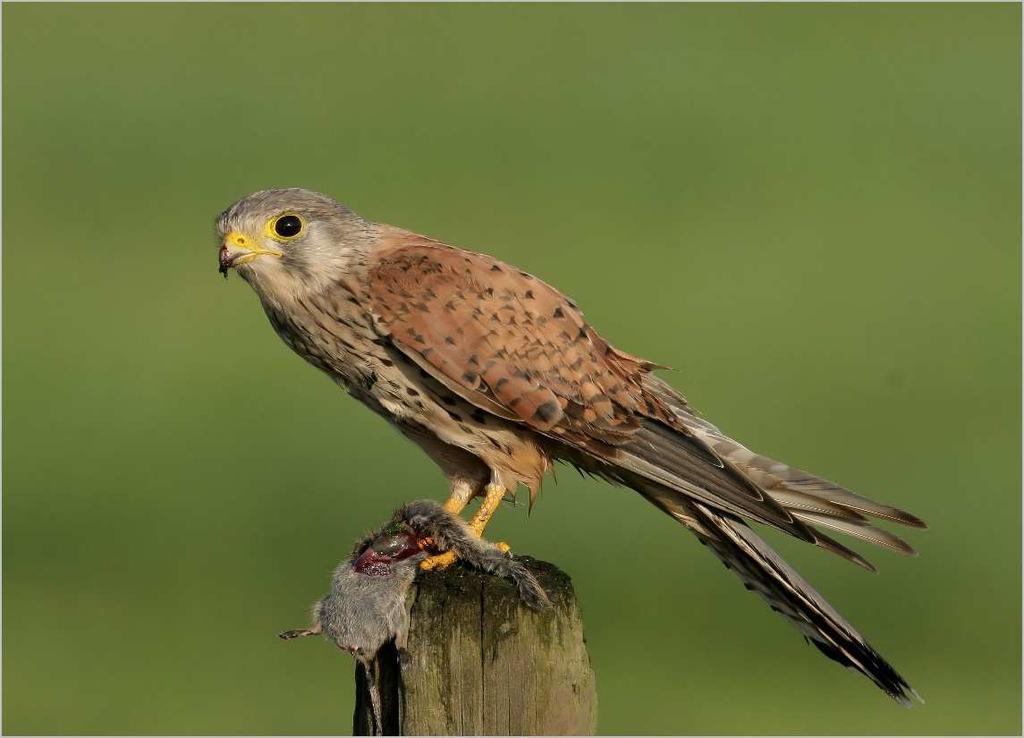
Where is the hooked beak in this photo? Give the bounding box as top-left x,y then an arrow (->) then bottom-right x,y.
218,231 -> 283,277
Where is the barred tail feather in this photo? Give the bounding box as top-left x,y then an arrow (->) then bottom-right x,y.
636,480 -> 920,704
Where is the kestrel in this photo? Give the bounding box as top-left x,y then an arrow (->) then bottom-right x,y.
218,188 -> 925,704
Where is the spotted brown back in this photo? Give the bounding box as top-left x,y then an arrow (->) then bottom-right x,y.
367,230 -> 672,447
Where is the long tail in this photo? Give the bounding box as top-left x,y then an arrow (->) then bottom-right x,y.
628,474 -> 921,705
556,372 -> 924,701
637,375 -> 926,571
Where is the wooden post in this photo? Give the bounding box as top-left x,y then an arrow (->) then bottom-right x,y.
354,558 -> 597,736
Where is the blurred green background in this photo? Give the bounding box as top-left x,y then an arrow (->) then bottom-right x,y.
3,3 -> 1020,735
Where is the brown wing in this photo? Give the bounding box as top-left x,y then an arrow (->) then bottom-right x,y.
366,229 -> 811,537
367,229 -> 666,443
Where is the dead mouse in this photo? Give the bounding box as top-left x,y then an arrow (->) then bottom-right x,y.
280,499 -> 549,734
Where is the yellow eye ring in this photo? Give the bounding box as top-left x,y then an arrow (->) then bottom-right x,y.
267,213 -> 305,241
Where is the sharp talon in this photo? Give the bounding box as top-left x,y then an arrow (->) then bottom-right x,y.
420,550 -> 458,571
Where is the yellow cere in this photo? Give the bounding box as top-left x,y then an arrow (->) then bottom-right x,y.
224,231 -> 283,264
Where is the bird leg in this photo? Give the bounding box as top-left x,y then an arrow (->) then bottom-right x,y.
419,480 -> 479,570
467,483 -> 505,537
420,482 -> 508,570
441,479 -> 476,515
469,483 -> 511,554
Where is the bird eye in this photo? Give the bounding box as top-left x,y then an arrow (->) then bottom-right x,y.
270,213 -> 304,240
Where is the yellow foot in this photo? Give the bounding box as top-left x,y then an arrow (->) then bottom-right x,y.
419,541 -> 512,570
420,550 -> 458,571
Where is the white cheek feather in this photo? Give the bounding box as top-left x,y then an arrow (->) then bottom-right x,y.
243,229 -> 366,309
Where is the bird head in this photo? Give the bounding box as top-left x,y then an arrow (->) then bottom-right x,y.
216,188 -> 372,299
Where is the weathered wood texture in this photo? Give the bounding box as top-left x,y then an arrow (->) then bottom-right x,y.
354,558 -> 597,736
